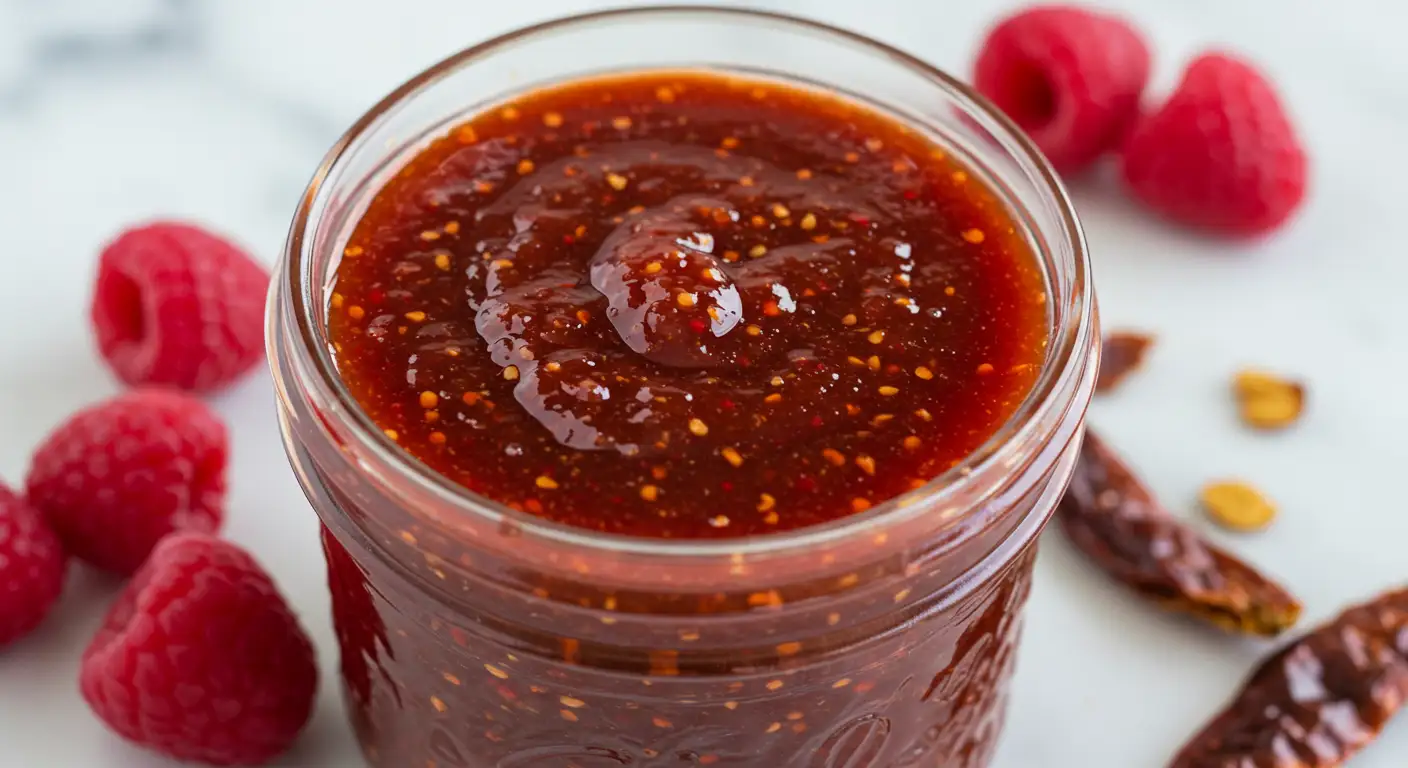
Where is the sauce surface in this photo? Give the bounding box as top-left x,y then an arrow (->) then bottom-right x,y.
328,70 -> 1047,538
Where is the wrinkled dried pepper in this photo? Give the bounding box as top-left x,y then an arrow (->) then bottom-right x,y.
1057,430 -> 1302,636
1170,587 -> 1408,768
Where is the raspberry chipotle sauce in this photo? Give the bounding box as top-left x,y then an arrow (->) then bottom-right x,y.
328,72 -> 1046,538
280,47 -> 1093,768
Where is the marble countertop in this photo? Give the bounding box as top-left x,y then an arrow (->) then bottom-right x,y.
0,1 -> 1404,766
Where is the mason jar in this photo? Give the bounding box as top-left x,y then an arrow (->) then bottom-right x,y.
267,8 -> 1098,767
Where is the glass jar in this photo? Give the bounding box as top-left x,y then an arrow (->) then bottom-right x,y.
267,8 -> 1098,768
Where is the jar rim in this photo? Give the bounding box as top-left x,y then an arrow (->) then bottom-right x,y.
278,5 -> 1095,560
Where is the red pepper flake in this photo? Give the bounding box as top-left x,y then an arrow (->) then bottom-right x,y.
1097,332 -> 1155,393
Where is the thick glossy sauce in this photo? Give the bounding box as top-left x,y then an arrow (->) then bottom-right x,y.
328,71 -> 1047,537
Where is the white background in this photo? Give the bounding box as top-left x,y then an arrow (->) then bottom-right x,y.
0,0 -> 1404,765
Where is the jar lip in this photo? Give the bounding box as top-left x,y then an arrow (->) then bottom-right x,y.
281,5 -> 1094,559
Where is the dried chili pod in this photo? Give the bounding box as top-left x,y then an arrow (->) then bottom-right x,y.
1057,430 -> 1302,636
1170,587 -> 1408,767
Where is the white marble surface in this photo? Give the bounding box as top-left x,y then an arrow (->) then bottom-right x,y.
0,1 -> 1404,766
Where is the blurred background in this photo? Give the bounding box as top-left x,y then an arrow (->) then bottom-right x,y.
0,1 -> 1404,766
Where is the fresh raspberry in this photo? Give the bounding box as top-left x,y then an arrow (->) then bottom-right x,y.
1120,53 -> 1308,237
973,5 -> 1151,174
81,533 -> 317,766
25,389 -> 227,575
0,485 -> 67,647
91,221 -> 270,393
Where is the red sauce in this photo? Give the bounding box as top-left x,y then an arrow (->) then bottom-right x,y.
328,71 -> 1047,538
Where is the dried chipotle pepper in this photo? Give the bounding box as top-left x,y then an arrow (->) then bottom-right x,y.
1170,587 -> 1408,768
1057,431 -> 1302,636
1096,331 -> 1155,393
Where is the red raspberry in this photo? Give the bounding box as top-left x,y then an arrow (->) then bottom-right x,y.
973,5 -> 1151,174
81,533 -> 317,766
0,485 -> 67,647
1120,53 -> 1308,237
25,389 -> 227,575
91,221 -> 270,393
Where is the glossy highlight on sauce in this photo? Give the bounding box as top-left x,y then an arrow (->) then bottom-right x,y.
327,70 -> 1047,538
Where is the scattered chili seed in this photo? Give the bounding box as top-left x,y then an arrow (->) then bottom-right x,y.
766,722 -> 783,734
903,435 -> 922,450
709,515 -> 730,528
766,680 -> 785,691
560,695 -> 586,709
841,313 -> 857,326
914,408 -> 932,421
605,172 -> 629,190
484,664 -> 509,679
1200,481 -> 1278,532
428,431 -> 447,445
749,244 -> 768,258
343,245 -> 364,257
676,292 -> 696,308
867,330 -> 886,344
822,449 -> 846,467
851,497 -> 871,513
800,213 -> 817,230
773,204 -> 791,219
746,324 -> 763,336
433,252 -> 451,270
962,228 -> 986,244
854,455 -> 876,475
405,310 -> 427,322
383,429 -> 399,441
612,116 -> 633,130
535,475 -> 559,490
721,447 -> 744,467
688,418 -> 709,436
878,385 -> 899,396
431,696 -> 447,713
1233,370 -> 1305,430
419,391 -> 439,409
503,365 -> 520,381
776,642 -> 802,657
976,363 -> 994,375
347,305 -> 365,321
915,366 -> 934,380
640,484 -> 659,502
543,111 -> 564,128
757,493 -> 776,512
